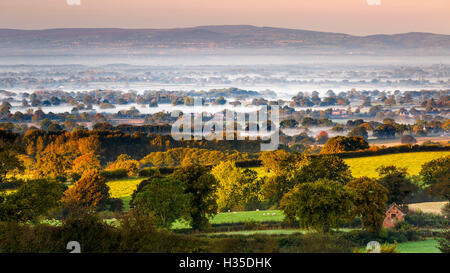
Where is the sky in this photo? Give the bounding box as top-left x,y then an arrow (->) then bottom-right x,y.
0,0 -> 449,35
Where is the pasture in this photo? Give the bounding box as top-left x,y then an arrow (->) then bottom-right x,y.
171,210 -> 285,229
396,239 -> 441,253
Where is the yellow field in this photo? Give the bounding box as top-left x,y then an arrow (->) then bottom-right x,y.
408,201 -> 448,215
344,151 -> 450,178
246,151 -> 449,179
106,177 -> 145,198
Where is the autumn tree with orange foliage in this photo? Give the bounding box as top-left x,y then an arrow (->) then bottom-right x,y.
106,154 -> 140,176
62,170 -> 110,210
71,153 -> 102,177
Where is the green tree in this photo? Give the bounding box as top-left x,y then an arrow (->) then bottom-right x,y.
173,164 -> 218,230
211,161 -> 243,211
0,179 -> 66,222
280,179 -> 353,232
259,150 -> 293,176
376,165 -> 417,204
239,168 -> 263,210
419,156 -> 450,200
0,130 -> 24,183
292,154 -> 353,185
346,177 -> 388,234
62,170 -> 110,210
280,119 -> 299,129
347,126 -> 368,140
133,177 -> 190,228
261,174 -> 295,206
211,162 -> 262,211
129,170 -> 163,207
215,96 -> 226,105
373,124 -> 396,139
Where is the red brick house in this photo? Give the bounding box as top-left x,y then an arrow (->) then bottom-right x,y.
383,203 -> 406,228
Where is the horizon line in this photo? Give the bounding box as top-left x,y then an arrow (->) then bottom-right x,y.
0,24 -> 447,37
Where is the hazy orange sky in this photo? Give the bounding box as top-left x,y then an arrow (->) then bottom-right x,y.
0,0 -> 449,35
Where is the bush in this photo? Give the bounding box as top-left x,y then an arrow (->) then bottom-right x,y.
0,179 -> 24,190
106,198 -> 124,212
235,159 -> 262,168
0,221 -> 61,252
58,211 -> 119,253
340,228 -> 419,246
405,211 -> 449,228
210,235 -> 279,253
158,167 -> 176,175
439,231 -> 450,253
279,233 -> 357,253
100,169 -> 128,180
138,167 -> 161,178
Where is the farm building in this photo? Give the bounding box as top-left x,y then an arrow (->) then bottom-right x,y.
383,203 -> 406,228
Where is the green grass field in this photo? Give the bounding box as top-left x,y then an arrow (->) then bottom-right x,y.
212,210 -> 284,224
171,210 -> 285,229
344,151 -> 450,178
396,239 -> 441,253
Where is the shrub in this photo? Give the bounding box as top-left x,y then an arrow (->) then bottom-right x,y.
138,167 -> 161,178
281,233 -> 356,253
439,231 -> 450,253
100,169 -> 128,180
340,228 -> 418,246
106,198 -> 124,212
58,211 -> 118,253
210,235 -> 279,253
0,221 -> 61,253
405,211 -> 449,228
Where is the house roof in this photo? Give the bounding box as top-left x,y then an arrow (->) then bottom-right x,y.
386,202 -> 406,215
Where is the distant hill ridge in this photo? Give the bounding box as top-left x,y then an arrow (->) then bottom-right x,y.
0,25 -> 449,54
